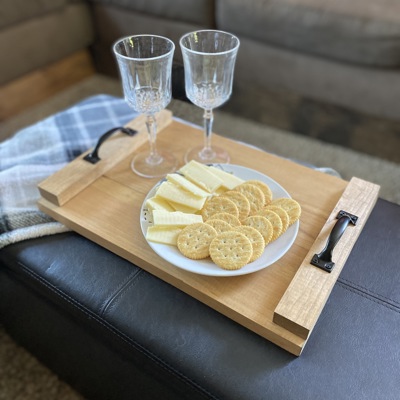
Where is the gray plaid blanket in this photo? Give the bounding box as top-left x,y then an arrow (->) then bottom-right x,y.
0,95 -> 136,249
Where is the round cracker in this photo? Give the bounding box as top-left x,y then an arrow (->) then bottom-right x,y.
235,225 -> 265,262
265,205 -> 290,234
205,219 -> 232,234
243,215 -> 273,245
255,209 -> 283,242
270,198 -> 301,225
201,196 -> 239,220
209,212 -> 241,227
177,223 -> 217,259
221,190 -> 250,221
209,231 -> 253,270
246,180 -> 273,205
234,183 -> 265,215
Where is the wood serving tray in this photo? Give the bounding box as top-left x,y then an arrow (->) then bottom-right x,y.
37,110 -> 380,355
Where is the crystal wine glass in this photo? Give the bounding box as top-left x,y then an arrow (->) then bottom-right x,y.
180,30 -> 240,163
113,35 -> 177,178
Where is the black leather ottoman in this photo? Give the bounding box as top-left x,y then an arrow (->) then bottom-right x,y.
1,198 -> 399,400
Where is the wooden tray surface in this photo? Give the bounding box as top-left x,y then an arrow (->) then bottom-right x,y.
38,111 -> 379,355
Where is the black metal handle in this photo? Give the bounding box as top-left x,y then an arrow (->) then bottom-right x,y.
83,126 -> 137,164
311,210 -> 358,272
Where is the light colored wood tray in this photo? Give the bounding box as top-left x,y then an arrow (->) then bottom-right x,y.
38,110 -> 379,355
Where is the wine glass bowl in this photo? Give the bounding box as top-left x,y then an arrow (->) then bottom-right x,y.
180,30 -> 240,164
113,35 -> 177,178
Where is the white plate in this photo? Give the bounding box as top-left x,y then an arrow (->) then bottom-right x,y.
140,164 -> 299,276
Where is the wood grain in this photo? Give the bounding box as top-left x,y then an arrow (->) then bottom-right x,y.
273,177 -> 379,338
38,110 -> 173,206
38,117 -> 379,355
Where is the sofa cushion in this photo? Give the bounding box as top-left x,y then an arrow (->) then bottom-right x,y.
90,3 -> 206,78
0,0 -> 69,30
89,0 -> 215,27
0,3 -> 94,85
217,0 -> 400,66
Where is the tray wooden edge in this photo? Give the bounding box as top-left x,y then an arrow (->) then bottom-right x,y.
273,177 -> 380,339
38,110 -> 173,207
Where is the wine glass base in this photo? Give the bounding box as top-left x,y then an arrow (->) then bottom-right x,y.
131,151 -> 178,178
185,145 -> 230,164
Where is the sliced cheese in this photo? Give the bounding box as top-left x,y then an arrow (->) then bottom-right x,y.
179,160 -> 223,193
207,166 -> 245,189
146,196 -> 175,212
156,181 -> 206,210
166,173 -> 210,198
146,226 -> 182,245
152,210 -> 203,226
167,200 -> 199,214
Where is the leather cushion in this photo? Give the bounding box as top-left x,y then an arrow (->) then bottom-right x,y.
1,199 -> 399,399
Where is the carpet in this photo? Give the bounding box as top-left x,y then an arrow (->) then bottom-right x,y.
0,326 -> 84,400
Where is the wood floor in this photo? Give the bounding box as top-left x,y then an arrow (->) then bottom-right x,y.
0,50 -> 95,123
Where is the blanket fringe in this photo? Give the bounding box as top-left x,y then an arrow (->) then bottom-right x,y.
0,222 -> 71,250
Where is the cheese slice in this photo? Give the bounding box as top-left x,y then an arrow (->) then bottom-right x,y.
152,210 -> 203,226
167,200 -> 199,214
207,166 -> 245,190
166,173 -> 210,198
156,181 -> 206,210
179,160 -> 223,193
214,186 -> 229,195
146,226 -> 182,245
146,196 -> 175,212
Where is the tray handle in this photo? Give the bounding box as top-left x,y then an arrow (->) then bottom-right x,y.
84,127 -> 137,164
311,210 -> 358,272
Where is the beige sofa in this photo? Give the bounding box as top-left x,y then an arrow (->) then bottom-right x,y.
0,0 -> 93,86
2,0 -> 400,142
89,0 -> 400,122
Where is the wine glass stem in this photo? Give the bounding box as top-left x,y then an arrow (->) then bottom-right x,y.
146,113 -> 162,165
203,108 -> 214,153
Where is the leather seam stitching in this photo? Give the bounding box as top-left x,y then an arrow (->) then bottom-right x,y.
99,269 -> 142,317
102,270 -> 146,318
338,277 -> 400,308
15,261 -> 218,400
337,281 -> 400,313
